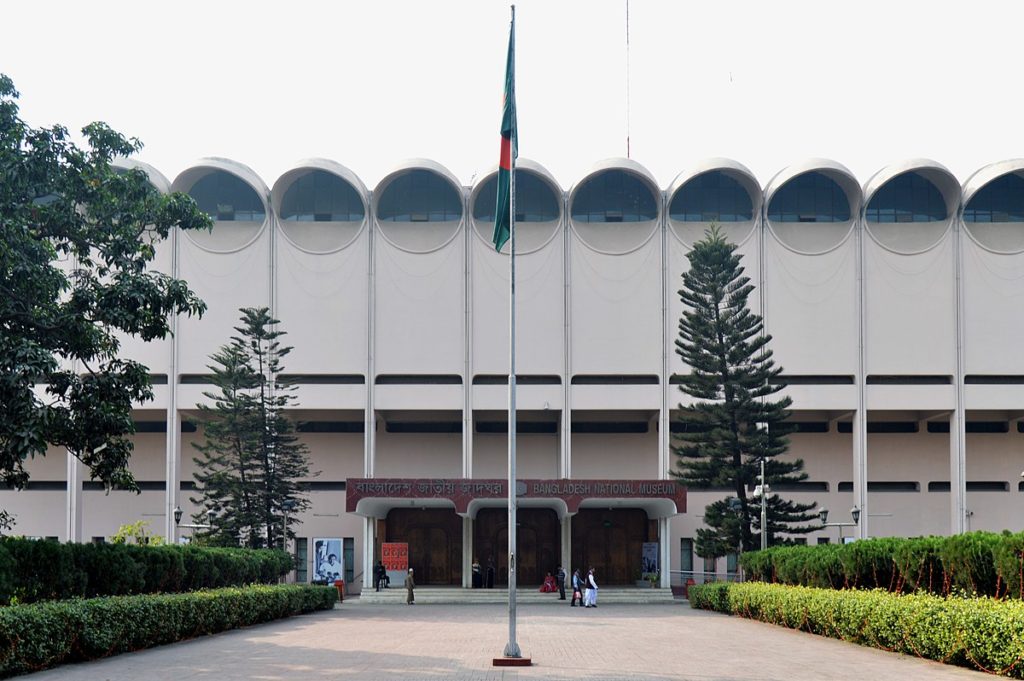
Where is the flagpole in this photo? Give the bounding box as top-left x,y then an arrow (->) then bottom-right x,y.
504,5 -> 521,661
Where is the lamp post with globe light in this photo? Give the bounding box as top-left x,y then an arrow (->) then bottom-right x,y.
818,507 -> 861,543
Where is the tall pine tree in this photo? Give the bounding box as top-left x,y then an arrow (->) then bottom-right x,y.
672,227 -> 817,557
192,307 -> 314,549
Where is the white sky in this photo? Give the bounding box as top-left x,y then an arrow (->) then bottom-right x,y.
3,0 -> 1022,191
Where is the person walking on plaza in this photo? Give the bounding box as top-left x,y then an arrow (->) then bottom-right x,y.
584,567 -> 599,608
570,569 -> 583,606
556,565 -> 566,600
404,568 -> 416,605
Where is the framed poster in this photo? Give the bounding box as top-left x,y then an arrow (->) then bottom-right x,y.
313,538 -> 343,583
641,542 -> 659,578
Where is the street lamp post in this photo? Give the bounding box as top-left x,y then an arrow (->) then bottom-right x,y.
751,457 -> 769,551
173,506 -> 214,540
818,507 -> 861,543
728,496 -> 743,580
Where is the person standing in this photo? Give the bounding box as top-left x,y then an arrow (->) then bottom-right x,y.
374,561 -> 386,591
472,558 -> 482,588
556,565 -> 566,600
486,557 -> 495,588
404,568 -> 416,605
570,569 -> 583,606
585,567 -> 598,608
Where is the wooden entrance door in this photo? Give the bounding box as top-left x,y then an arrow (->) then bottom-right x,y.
474,507 -> 560,587
385,508 -> 462,585
571,509 -> 650,585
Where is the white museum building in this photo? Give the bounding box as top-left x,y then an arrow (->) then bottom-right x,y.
5,155 -> 1024,591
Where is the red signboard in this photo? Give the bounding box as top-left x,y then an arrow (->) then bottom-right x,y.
381,542 -> 408,572
347,478 -> 686,515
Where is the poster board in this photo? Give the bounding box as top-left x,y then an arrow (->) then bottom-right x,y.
382,542 -> 408,588
313,538 -> 343,583
641,542 -> 659,579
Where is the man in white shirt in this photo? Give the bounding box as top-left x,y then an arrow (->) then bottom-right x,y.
584,567 -> 598,608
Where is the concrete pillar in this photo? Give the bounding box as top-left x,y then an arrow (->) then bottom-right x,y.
659,517 -> 671,589
65,450 -> 82,542
561,514 -> 572,580
462,516 -> 473,588
362,516 -> 375,589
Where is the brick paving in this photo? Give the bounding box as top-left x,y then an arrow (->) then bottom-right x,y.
35,600 -> 990,680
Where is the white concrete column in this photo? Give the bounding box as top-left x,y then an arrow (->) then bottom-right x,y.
561,514 -> 572,579
854,209 -> 869,540
659,517 -> 671,588
65,450 -> 82,542
165,409 -> 181,543
462,516 -> 473,588
951,214 -> 967,534
362,516 -> 375,589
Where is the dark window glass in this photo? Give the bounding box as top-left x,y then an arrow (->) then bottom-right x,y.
473,171 -> 560,222
571,170 -> 658,223
281,170 -> 365,222
767,171 -> 850,223
343,538 -> 354,583
964,172 -> 1024,223
680,538 -> 694,572
669,171 -> 753,222
866,172 -> 946,223
295,537 -> 308,583
188,171 -> 265,222
377,170 -> 462,222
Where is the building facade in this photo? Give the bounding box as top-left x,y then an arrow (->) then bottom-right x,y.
5,155 -> 1024,591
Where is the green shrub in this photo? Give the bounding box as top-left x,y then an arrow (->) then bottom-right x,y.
690,581 -> 1024,678
836,537 -> 900,589
738,548 -> 776,582
0,539 -> 291,604
688,582 -> 730,611
741,532 -> 1024,600
892,536 -> 946,594
0,584 -> 337,678
939,531 -> 1002,597
993,532 -> 1024,599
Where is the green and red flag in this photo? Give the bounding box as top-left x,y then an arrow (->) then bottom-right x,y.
492,14 -> 517,252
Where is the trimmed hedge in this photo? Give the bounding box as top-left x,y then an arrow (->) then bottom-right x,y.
0,539 -> 293,604
739,531 -> 1024,598
690,582 -> 1024,678
0,584 -> 337,678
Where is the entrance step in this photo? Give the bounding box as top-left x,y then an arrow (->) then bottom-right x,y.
355,587 -> 677,605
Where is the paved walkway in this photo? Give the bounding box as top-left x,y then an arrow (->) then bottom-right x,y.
36,600 -> 990,680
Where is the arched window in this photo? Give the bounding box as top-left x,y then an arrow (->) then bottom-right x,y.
571,170 -> 657,223
377,170 -> 462,222
188,171 -> 265,222
768,172 -> 850,223
964,173 -> 1024,223
280,170 -> 364,222
670,171 -> 753,222
473,171 -> 559,222
866,172 -> 946,223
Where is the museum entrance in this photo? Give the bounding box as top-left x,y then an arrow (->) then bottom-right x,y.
474,507 -> 560,587
571,508 -> 654,585
385,508 -> 462,585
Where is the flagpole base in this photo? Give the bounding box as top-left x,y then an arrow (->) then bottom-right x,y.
493,656 -> 532,667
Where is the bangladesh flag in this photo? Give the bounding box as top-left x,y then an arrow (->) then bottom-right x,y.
492,16 -> 517,252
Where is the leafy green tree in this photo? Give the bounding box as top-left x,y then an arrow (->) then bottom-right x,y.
192,308 -> 314,549
672,227 -> 817,557
0,74 -> 209,505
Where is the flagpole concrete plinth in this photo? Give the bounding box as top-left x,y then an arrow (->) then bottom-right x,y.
492,656 -> 532,667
